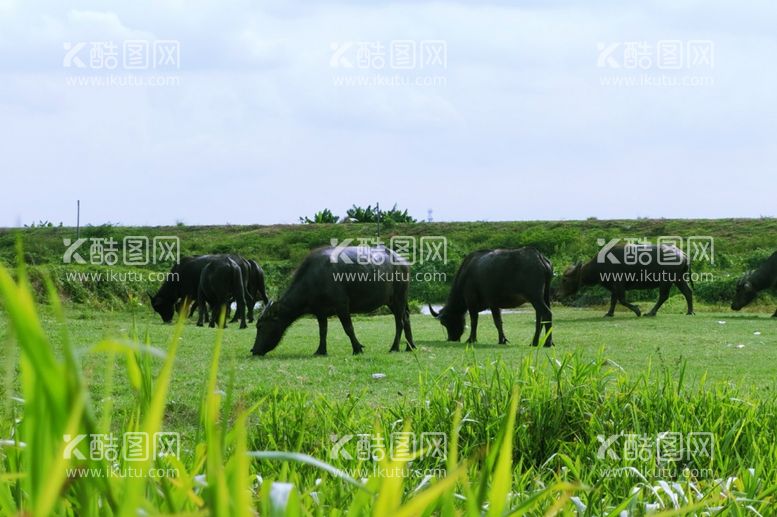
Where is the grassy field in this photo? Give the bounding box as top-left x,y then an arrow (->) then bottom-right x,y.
4,302 -> 776,443
3,220 -> 777,514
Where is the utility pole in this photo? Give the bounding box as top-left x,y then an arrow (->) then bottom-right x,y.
375,202 -> 381,240
76,200 -> 81,239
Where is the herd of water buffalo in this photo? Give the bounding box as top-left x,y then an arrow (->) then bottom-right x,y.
149,244 -> 777,356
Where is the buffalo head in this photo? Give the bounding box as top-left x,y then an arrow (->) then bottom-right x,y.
252,301 -> 290,356
557,263 -> 583,299
731,275 -> 757,311
149,293 -> 175,323
428,303 -> 465,342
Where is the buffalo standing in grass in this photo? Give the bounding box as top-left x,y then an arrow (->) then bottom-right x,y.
246,259 -> 270,320
251,246 -> 415,356
197,255 -> 248,328
151,254 -> 269,324
225,255 -> 269,323
150,255 -> 215,323
429,247 -> 554,347
731,251 -> 777,316
558,244 -> 694,317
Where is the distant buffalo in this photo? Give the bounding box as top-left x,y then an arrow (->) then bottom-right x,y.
151,253 -> 269,325
731,251 -> 777,316
429,247 -> 554,347
197,255 -> 247,328
150,255 -> 216,323
252,246 -> 415,356
558,244 -> 694,317
246,259 -> 270,320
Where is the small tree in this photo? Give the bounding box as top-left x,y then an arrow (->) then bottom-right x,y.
299,209 -> 340,224
345,204 -> 417,224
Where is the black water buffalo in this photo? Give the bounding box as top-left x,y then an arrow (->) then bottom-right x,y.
731,251 -> 777,316
225,254 -> 253,324
150,255 -> 216,323
251,246 -> 415,356
429,248 -> 554,347
225,258 -> 269,322
558,243 -> 694,317
197,255 -> 247,328
246,259 -> 269,321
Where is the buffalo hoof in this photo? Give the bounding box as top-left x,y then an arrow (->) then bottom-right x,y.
498,338 -> 509,345
543,341 -> 554,348
686,312 -> 696,316
389,346 -> 400,353
352,345 -> 365,355
466,337 -> 477,344
644,312 -> 657,318
313,350 -> 327,356
634,310 -> 642,317
240,323 -> 247,329
196,322 -> 204,327
405,344 -> 416,352
603,313 -> 614,318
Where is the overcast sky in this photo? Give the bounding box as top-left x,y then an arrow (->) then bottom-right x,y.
1,0 -> 775,226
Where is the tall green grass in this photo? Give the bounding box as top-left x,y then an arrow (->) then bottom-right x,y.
2,255 -> 777,514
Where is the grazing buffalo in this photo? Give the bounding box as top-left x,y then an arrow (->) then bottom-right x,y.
429,248 -> 554,347
731,251 -> 777,316
150,255 -> 216,323
558,244 -> 694,317
197,255 -> 248,328
246,259 -> 270,321
251,246 -> 415,356
225,254 -> 253,324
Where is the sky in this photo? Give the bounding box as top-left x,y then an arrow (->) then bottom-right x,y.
1,0 -> 775,226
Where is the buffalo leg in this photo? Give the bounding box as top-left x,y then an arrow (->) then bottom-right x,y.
246,293 -> 256,323
540,302 -> 553,347
530,299 -> 553,347
314,315 -> 328,356
676,280 -> 695,315
605,292 -> 617,317
209,303 -> 218,328
616,289 -> 641,317
646,284 -> 671,317
491,308 -> 508,344
389,307 -> 403,353
402,307 -> 416,351
232,280 -> 248,329
772,308 -> 777,318
466,308 -> 478,344
337,310 -> 365,355
196,290 -> 207,327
